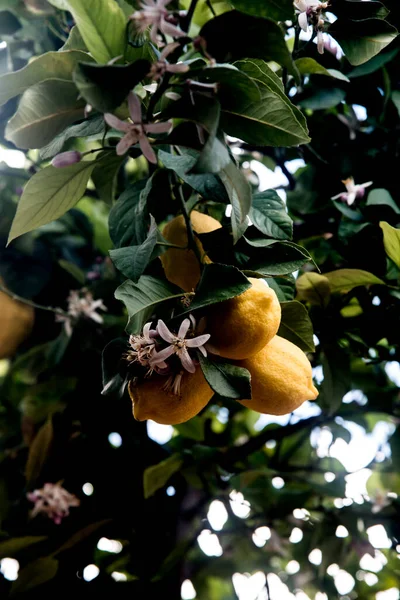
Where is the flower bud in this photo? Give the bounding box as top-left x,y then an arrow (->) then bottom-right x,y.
51,151 -> 82,168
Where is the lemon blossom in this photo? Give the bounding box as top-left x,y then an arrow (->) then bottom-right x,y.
150,317 -> 210,373
331,177 -> 373,206
56,289 -> 107,337
27,483 -> 80,524
104,92 -> 171,163
294,0 -> 329,54
131,0 -> 184,45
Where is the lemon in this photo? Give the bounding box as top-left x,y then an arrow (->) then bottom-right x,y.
236,335 -> 318,415
128,366 -> 214,425
206,278 -> 281,360
0,288 -> 35,359
160,210 -> 221,291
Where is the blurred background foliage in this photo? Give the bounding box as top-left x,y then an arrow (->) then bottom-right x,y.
0,1 -> 400,599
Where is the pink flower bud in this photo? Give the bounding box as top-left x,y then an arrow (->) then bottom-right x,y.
51,151 -> 82,168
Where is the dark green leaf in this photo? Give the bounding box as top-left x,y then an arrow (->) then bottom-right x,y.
249,242 -> 312,276
10,557 -> 58,597
222,59 -> 309,146
298,87 -> 347,111
199,354 -> 251,400
109,179 -> 148,248
230,0 -> 294,21
185,263 -> 252,313
144,454 -> 183,499
190,65 -> 261,108
5,80 -> 86,149
278,300 -> 315,352
330,18 -> 398,66
39,115 -> 105,160
92,153 -> 125,203
348,47 -> 399,78
320,345 -> 351,414
199,11 -> 298,78
158,150 -> 229,203
109,215 -> 166,282
25,418 -> 54,488
219,161 -> 252,243
115,275 -> 185,334
250,190 -> 293,240
0,10 -> 20,35
0,537 -> 47,560
295,57 -> 351,82
332,0 -> 389,21
367,188 -> 400,214
73,60 -> 151,113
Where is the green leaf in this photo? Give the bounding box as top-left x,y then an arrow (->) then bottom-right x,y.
296,272 -> 331,306
0,50 -> 92,107
367,188 -> 400,214
10,557 -> 58,597
60,25 -> 88,51
174,417 -> 205,442
8,160 -> 96,244
185,263 -> 252,313
348,47 -> 399,78
58,259 -> 86,284
320,345 -> 351,414
53,519 -> 112,555
65,0 -> 127,64
5,80 -> 85,150
115,275 -> 185,334
333,0 -> 389,21
298,87 -> 347,111
278,300 -> 315,352
219,161 -> 252,243
0,537 -> 47,560
110,216 -> 165,282
158,150 -> 229,203
0,10 -> 20,35
393,90 -> 400,117
249,242 -> 312,276
323,268 -> 385,293
143,454 -> 183,499
330,18 -> 398,66
199,11 -> 298,78
109,179 -> 148,248
25,418 -> 54,487
295,57 -> 350,82
228,58 -> 309,146
199,354 -> 251,400
73,59 -> 151,113
250,190 -> 293,240
230,0 -> 294,21
190,65 -> 261,108
92,152 -> 125,204
380,221 -> 400,268
39,115 -> 105,159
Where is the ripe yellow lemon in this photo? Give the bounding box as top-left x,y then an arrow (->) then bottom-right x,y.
0,288 -> 35,359
236,335 -> 318,415
128,367 -> 214,425
206,278 -> 281,360
160,210 -> 221,291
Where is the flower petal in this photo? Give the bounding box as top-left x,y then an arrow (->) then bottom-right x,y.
104,113 -> 130,132
166,63 -> 190,74
139,133 -> 157,163
128,92 -> 143,123
145,121 -> 172,134
298,12 -> 309,31
160,18 -> 185,39
160,41 -> 180,60
116,132 -> 139,155
178,318 -> 190,339
150,22 -> 159,44
157,320 -> 176,343
198,345 -> 207,357
178,347 -> 196,373
143,322 -> 153,342
186,334 -> 211,348
150,345 -> 175,365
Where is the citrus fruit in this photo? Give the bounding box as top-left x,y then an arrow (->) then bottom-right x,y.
236,335 -> 318,415
0,288 -> 35,359
206,278 -> 281,360
160,210 -> 221,291
128,366 -> 214,425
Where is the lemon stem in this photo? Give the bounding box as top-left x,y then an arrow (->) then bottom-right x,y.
174,178 -> 203,267
0,283 -> 69,317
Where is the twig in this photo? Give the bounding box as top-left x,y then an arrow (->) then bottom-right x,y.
183,0 -> 200,32
0,284 -> 69,318
173,175 -> 203,265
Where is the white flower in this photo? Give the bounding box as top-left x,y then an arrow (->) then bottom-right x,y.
128,322 -> 169,374
131,0 -> 184,45
150,317 -> 210,373
56,289 -> 107,337
104,92 -> 171,163
27,483 -> 80,524
148,42 -> 189,81
331,177 -> 373,206
294,0 -> 329,54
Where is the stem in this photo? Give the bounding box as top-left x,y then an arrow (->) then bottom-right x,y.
293,24 -> 301,58
147,73 -> 172,121
0,284 -> 69,318
183,0 -> 200,32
